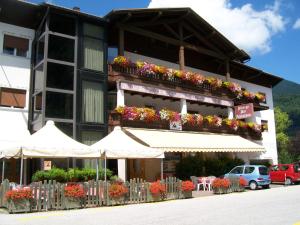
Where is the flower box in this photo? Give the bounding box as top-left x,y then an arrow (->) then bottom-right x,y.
108,183 -> 128,205
181,191 -> 193,199
7,199 -> 31,213
64,197 -> 82,209
110,196 -> 126,206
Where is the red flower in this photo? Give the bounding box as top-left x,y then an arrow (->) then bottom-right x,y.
108,184 -> 128,198
64,184 -> 85,199
212,178 -> 231,188
181,181 -> 194,192
5,188 -> 33,201
150,181 -> 166,196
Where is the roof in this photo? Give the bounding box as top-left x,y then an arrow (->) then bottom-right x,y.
105,7 -> 250,62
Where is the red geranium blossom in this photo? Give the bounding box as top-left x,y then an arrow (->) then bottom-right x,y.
108,183 -> 128,198
150,181 -> 166,196
181,181 -> 194,192
64,184 -> 85,199
5,188 -> 33,201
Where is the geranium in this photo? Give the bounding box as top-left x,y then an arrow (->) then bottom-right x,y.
239,121 -> 248,129
206,77 -> 223,89
64,184 -> 85,199
255,93 -> 266,102
108,183 -> 128,198
181,71 -> 193,81
191,73 -> 205,85
137,107 -> 158,122
181,113 -> 196,125
173,70 -> 183,78
165,68 -> 175,81
243,90 -> 255,100
153,65 -> 167,75
194,114 -> 204,125
123,107 -> 139,121
181,181 -> 195,192
138,63 -> 156,77
6,188 -> 33,201
159,109 -> 180,122
113,56 -> 131,67
149,181 -> 166,196
248,122 -> 261,133
239,177 -> 248,187
224,119 -> 239,131
212,178 -> 231,189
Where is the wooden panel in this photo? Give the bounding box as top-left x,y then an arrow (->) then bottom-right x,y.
0,88 -> 26,108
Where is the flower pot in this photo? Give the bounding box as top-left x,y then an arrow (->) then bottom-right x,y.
110,196 -> 125,205
64,197 -> 82,209
181,191 -> 193,199
151,194 -> 162,202
7,199 -> 31,213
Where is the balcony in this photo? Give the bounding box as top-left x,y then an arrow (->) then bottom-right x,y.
108,57 -> 268,110
109,108 -> 265,141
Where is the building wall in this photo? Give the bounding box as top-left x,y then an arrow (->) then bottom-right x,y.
124,51 -> 278,164
0,22 -> 34,140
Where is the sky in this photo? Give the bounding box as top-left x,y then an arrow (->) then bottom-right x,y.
29,0 -> 300,84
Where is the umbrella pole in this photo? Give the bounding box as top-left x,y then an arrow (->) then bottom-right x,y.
20,154 -> 24,186
1,160 -> 5,183
96,159 -> 99,180
104,154 -> 107,182
160,158 -> 163,181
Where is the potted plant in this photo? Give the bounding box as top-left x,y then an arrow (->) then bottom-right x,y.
149,181 -> 166,201
64,184 -> 85,209
212,178 -> 231,194
108,182 -> 128,205
5,188 -> 33,213
238,177 -> 247,192
180,181 -> 194,198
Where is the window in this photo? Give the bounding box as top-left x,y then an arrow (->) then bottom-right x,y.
271,165 -> 279,171
261,120 -> 268,132
36,36 -> 45,64
0,88 -> 26,108
48,35 -> 75,62
49,14 -> 76,36
34,64 -> 44,93
107,91 -> 117,111
82,81 -> 104,123
56,122 -> 73,137
258,92 -> 267,104
45,92 -> 73,119
3,34 -> 29,57
230,166 -> 243,174
280,165 -> 289,171
46,62 -> 74,90
259,167 -> 269,175
81,130 -> 104,146
83,23 -> 104,71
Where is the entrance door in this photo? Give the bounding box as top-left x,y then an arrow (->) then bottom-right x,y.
128,159 -> 145,180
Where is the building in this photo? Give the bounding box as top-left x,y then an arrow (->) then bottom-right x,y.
0,1 -> 282,182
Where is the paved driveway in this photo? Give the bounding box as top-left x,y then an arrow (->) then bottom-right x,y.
1,185 -> 300,225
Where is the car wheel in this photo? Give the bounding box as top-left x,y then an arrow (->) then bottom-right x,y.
285,178 -> 293,185
249,181 -> 257,190
262,184 -> 270,189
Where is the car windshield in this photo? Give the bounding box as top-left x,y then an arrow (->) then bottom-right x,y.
259,167 -> 269,175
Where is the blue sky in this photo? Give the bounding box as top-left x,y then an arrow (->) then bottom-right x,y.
29,0 -> 300,84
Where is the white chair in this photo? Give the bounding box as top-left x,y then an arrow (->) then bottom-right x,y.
197,177 -> 206,191
205,176 -> 216,191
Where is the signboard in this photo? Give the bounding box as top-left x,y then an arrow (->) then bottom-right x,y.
44,161 -> 52,171
170,121 -> 182,131
235,103 -> 254,119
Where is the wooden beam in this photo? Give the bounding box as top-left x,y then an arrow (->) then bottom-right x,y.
119,24 -> 226,60
179,46 -> 185,70
163,24 -> 180,39
226,60 -> 230,81
121,13 -> 132,23
118,28 -> 124,56
150,11 -> 163,23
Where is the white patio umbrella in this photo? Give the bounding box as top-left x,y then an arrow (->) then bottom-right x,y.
92,126 -> 164,181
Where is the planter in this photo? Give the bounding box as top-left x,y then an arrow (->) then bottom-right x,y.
64,197 -> 82,209
181,191 -> 193,199
150,194 -> 162,202
7,199 -> 31,213
213,187 -> 231,195
110,196 -> 126,205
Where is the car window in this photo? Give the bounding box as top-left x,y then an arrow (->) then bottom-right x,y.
259,167 -> 269,175
280,165 -> 289,171
271,165 -> 279,171
230,166 -> 243,174
244,166 -> 255,174
294,164 -> 300,173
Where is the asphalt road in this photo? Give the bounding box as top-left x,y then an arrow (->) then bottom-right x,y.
1,185 -> 300,225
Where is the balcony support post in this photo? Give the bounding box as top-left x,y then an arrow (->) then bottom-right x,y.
118,28 -> 124,56
179,46 -> 185,70
180,99 -> 187,114
228,107 -> 234,119
117,81 -> 125,106
226,59 -> 230,81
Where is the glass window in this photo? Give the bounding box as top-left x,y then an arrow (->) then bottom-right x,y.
271,165 -> 279,171
83,23 -> 104,39
81,130 -> 104,146
56,122 -> 73,137
46,62 -> 74,90
82,81 -> 104,123
230,166 -> 243,174
46,91 -> 73,119
244,166 -> 255,174
294,164 -> 300,173
3,34 -> 29,57
83,37 -> 104,71
33,64 -> 44,93
259,167 -> 269,175
32,92 -> 42,123
49,14 -> 75,36
36,36 -> 45,64
48,35 -> 74,62
280,165 -> 289,171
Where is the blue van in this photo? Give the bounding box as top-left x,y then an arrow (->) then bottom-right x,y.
225,165 -> 271,190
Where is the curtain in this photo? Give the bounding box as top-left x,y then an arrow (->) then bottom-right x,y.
83,37 -> 103,72
82,81 -> 104,123
81,131 -> 103,168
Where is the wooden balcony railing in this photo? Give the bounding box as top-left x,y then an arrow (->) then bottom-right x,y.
109,111 -> 262,141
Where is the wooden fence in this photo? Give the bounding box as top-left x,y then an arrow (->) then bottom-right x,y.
0,177 -> 183,213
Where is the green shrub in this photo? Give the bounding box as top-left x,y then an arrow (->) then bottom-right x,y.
48,168 -> 67,182
32,170 -> 50,182
98,168 -> 113,180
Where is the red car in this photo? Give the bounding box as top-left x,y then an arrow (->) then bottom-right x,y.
270,163 -> 300,185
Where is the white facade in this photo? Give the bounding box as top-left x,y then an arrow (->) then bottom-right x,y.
122,51 -> 278,164
0,22 -> 34,141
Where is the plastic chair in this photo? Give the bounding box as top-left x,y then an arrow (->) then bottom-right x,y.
197,177 -> 206,191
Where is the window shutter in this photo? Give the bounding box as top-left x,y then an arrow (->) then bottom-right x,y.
3,35 -> 29,51
0,88 -> 26,108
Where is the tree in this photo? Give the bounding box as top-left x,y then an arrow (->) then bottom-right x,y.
274,107 -> 293,163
